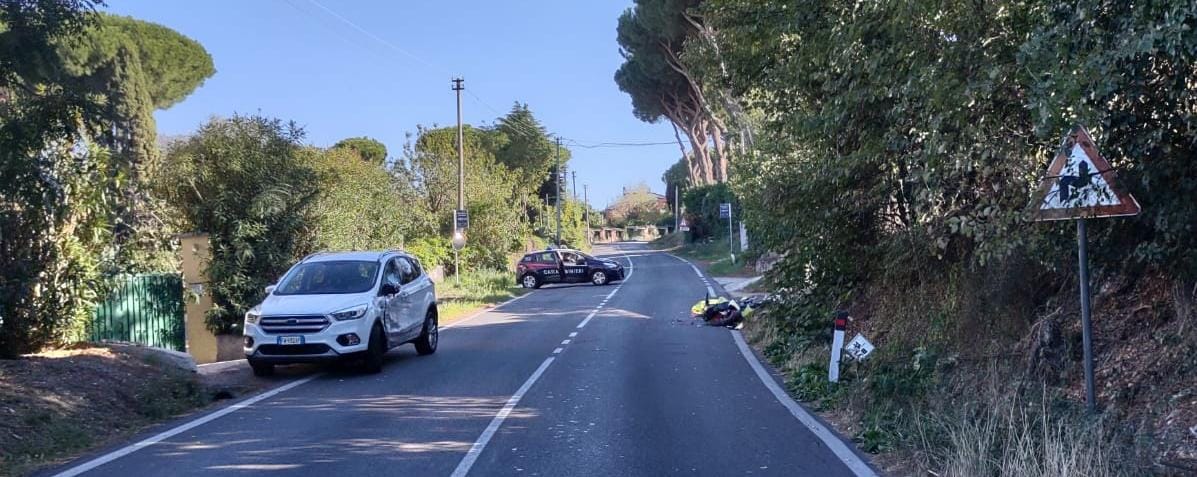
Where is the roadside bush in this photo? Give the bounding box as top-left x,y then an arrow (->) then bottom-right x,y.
303,146 -> 433,252
0,141 -> 117,357
405,236 -> 451,271
681,183 -> 736,242
0,3 -> 209,356
157,115 -> 318,334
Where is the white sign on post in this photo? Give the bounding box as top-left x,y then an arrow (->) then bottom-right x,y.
844,334 -> 874,361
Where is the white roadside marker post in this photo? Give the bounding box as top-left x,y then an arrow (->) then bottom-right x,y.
829,311 -> 848,383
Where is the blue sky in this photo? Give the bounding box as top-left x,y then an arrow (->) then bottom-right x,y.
104,0 -> 679,208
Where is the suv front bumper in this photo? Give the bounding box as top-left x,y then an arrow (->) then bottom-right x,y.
244,318 -> 372,363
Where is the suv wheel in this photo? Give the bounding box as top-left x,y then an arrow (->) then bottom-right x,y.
591,270 -> 609,286
362,322 -> 386,374
415,309 -> 438,355
522,273 -> 541,289
249,359 -> 274,377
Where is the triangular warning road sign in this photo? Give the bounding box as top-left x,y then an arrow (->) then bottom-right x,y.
1029,126 -> 1140,221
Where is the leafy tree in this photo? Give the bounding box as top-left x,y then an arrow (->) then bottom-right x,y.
606,183 -> 669,228
0,0 -> 115,357
158,115 -> 319,334
303,146 -> 432,252
662,156 -> 689,212
4,11 -> 215,273
615,0 -> 726,184
55,14 -> 214,109
1018,0 -> 1197,281
332,136 -> 387,165
494,103 -> 556,194
681,182 -> 734,242
405,125 -> 524,270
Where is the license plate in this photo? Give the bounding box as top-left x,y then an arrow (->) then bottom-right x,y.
277,336 -> 304,345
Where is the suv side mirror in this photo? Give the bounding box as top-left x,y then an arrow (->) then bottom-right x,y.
379,283 -> 399,296
265,284 -> 277,295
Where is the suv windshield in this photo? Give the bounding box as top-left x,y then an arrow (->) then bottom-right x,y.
275,260 -> 380,295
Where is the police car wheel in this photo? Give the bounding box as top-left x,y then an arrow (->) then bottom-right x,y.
522,274 -> 541,289
591,270 -> 608,286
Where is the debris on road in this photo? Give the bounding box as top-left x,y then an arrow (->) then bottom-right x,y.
691,295 -> 770,328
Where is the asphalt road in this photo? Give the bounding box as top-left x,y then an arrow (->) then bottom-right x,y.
47,243 -> 872,477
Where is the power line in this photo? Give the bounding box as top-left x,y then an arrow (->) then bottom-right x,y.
294,0 -> 676,152
304,0 -> 452,76
465,90 -> 546,142
563,139 -> 678,148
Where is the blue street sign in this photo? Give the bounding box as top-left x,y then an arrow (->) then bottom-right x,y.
455,209 -> 469,230
719,203 -> 731,219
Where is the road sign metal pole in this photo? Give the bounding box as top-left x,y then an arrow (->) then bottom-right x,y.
1077,219 -> 1096,411
555,138 -> 562,246
584,184 -> 590,245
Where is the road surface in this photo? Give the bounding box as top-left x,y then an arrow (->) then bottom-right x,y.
47,243 -> 874,477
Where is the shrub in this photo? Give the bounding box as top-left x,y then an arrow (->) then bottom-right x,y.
158,115 -> 318,334
682,183 -> 736,242
303,146 -> 433,252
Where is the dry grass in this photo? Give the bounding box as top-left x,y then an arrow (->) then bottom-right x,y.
919,376 -> 1134,476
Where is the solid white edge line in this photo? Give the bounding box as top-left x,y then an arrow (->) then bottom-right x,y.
51,375 -> 319,477
731,332 -> 878,477
451,357 -> 556,477
442,292 -> 531,330
58,284 -> 537,475
665,251 -> 875,476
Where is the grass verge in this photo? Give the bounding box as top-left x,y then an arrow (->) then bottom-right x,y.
652,233 -> 757,277
436,269 -> 530,324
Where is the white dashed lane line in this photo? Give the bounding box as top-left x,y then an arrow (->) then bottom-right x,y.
452,247 -> 635,477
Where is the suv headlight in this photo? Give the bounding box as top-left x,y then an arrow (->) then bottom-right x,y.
330,304 -> 369,321
244,307 -> 261,325
605,262 -> 619,268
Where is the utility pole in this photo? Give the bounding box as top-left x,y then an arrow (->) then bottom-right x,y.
571,171 -> 577,201
555,137 -> 562,247
452,77 -> 465,285
584,184 -> 590,244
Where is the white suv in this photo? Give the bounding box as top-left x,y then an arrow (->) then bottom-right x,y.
243,250 -> 438,376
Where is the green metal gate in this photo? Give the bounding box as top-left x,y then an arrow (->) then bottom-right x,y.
90,273 -> 185,351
